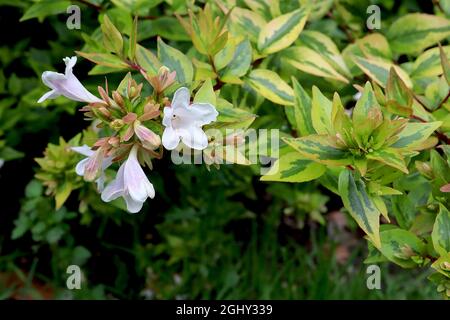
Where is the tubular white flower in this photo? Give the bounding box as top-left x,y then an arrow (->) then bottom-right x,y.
72,145 -> 112,191
38,56 -> 103,104
101,145 -> 155,213
162,87 -> 218,150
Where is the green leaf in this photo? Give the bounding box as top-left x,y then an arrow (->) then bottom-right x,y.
194,79 -> 216,105
311,86 -> 332,135
157,38 -> 193,85
379,228 -> 426,268
338,170 -> 381,248
387,13 -> 450,55
352,82 -> 382,142
135,44 -> 161,76
283,46 -> 349,83
258,8 -> 309,55
432,204 -> 450,256
366,148 -> 409,173
292,78 -> 314,136
246,69 -> 294,105
391,121 -> 442,149
55,181 -> 72,210
431,254 -> 450,278
386,67 -> 413,117
331,93 -> 352,140
128,16 -> 138,61
20,0 -> 70,22
101,15 -> 124,55
261,152 -> 326,182
353,56 -> 412,88
440,45 -> 450,86
283,135 -> 351,166
75,52 -> 129,69
139,17 -> 190,42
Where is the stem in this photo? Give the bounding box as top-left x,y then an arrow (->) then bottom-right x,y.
208,55 -> 224,91
413,94 -> 432,112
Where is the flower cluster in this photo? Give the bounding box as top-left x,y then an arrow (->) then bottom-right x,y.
39,57 -> 218,213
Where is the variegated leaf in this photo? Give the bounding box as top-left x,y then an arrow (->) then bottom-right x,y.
432,204 -> 450,256
261,152 -> 326,182
366,148 -> 409,173
411,46 -> 450,79
246,69 -> 294,105
297,30 -> 351,77
391,121 -> 442,150
157,38 -> 193,84
379,229 -> 426,268
352,82 -> 382,142
229,7 -> 266,43
353,56 -> 412,88
283,46 -> 349,83
292,78 -> 315,136
257,8 -> 308,55
387,13 -> 450,55
219,38 -> 252,83
283,135 -> 351,166
338,170 -> 381,248
311,86 -> 333,135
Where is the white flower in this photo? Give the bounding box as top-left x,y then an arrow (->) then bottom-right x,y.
162,87 -> 218,150
101,145 -> 155,213
38,56 -> 103,104
72,145 -> 112,191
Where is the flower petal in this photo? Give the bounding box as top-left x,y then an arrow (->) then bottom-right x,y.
162,126 -> 180,150
42,71 -> 66,89
179,126 -> 208,150
124,147 -> 154,202
188,103 -> 219,126
95,175 -> 106,192
75,158 -> 89,176
71,145 -> 94,157
38,89 -> 60,103
63,56 -> 77,75
171,87 -> 190,110
162,106 -> 173,127
101,163 -> 125,202
123,193 -> 144,213
39,58 -> 102,104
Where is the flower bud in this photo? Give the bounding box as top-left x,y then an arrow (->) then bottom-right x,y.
134,121 -> 161,150
112,90 -> 124,108
110,119 -> 125,131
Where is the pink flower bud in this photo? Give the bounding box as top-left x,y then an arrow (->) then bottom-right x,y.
134,121 -> 161,150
